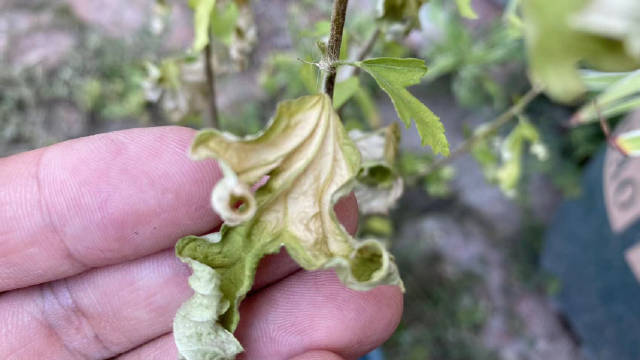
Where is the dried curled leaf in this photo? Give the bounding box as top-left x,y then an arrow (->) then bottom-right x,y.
143,59 -> 211,124
210,163 -> 256,226
229,0 -> 257,70
173,257 -> 243,360
174,95 -> 404,359
350,124 -> 404,215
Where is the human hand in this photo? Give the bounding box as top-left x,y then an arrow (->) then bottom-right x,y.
0,126 -> 403,360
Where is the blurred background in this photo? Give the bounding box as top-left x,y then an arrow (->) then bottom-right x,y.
2,0 -> 639,359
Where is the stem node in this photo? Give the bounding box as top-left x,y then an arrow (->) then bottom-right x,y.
323,0 -> 350,99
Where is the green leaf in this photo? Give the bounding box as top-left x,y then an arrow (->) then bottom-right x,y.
362,215 -> 394,238
571,0 -> 640,60
190,0 -> 216,52
455,0 -> 478,19
495,117 -> 545,196
377,0 -> 426,23
173,257 -> 243,360
299,61 -> 319,94
333,77 -> 360,108
174,95 -> 404,357
424,166 -> 455,197
355,57 -> 449,155
573,70 -> 640,124
615,129 -> 640,156
522,0 -> 639,103
580,70 -> 633,92
354,87 -> 382,129
210,1 -> 239,46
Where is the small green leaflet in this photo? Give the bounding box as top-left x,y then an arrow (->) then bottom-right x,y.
495,116 -> 546,196
470,117 -> 546,197
210,1 -> 239,46
190,0 -> 216,52
455,0 -> 478,19
354,57 -> 449,155
615,129 -> 640,156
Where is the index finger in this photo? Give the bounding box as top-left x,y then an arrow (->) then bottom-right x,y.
0,126 -> 222,291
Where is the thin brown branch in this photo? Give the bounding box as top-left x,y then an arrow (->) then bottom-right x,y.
424,86 -> 543,176
204,41 -> 219,128
596,100 -> 628,156
323,0 -> 349,99
352,27 -> 381,77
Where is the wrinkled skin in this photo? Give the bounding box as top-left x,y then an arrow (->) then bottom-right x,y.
0,126 -> 403,360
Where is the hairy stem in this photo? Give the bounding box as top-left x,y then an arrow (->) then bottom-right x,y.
204,41 -> 219,128
323,0 -> 349,99
424,86 -> 543,176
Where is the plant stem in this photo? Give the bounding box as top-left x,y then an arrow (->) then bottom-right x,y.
204,41 -> 219,128
323,0 -> 349,99
424,86 -> 543,176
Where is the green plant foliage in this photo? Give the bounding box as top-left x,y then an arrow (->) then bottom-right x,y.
259,54 -> 319,99
580,70 -> 632,92
353,86 -> 383,128
143,57 -> 209,124
333,77 -> 360,108
378,0 -> 476,30
0,28 -> 152,152
522,0 -> 640,103
422,6 -> 524,109
355,57 -> 450,155
470,116 -> 548,197
615,129 -> 640,156
455,0 -> 477,19
386,254 -> 497,360
424,165 -> 455,197
377,0 -> 427,23
174,95 -> 403,359
572,0 -> 640,60
397,152 -> 455,198
573,70 -> 640,124
189,0 -> 217,52
210,1 -> 239,45
362,215 -> 394,238
495,117 -> 546,196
